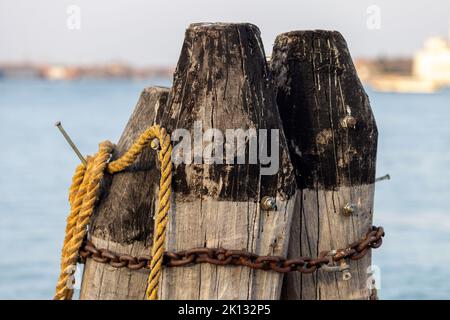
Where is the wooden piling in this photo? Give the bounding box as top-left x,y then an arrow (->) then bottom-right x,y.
78,26 -> 378,301
79,87 -> 169,299
270,31 -> 378,300
158,22 -> 297,299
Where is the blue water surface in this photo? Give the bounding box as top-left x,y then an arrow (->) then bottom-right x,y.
0,79 -> 449,299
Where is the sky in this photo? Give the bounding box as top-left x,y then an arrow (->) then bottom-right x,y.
0,0 -> 449,66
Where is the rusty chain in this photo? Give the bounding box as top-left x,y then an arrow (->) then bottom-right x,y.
79,226 -> 384,274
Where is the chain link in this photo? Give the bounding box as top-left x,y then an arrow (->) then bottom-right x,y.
79,226 -> 384,273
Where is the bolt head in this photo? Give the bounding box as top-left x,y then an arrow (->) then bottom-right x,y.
150,138 -> 160,150
342,203 -> 356,216
261,196 -> 277,211
342,115 -> 357,128
342,271 -> 352,281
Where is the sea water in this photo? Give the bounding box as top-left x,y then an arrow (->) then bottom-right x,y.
0,79 -> 449,299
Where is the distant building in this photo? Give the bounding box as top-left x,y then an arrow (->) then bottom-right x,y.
356,34 -> 450,93
413,37 -> 450,87
39,65 -> 80,80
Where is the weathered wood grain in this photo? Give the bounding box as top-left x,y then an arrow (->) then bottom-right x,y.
158,22 -> 297,299
270,30 -> 378,300
80,86 -> 169,299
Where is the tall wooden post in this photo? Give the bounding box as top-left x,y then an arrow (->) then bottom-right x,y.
158,23 -> 297,299
270,31 -> 378,299
80,87 -> 169,299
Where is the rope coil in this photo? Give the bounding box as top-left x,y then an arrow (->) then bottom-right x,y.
54,125 -> 172,300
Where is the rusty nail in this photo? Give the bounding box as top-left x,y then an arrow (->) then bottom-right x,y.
55,121 -> 87,166
375,174 -> 390,182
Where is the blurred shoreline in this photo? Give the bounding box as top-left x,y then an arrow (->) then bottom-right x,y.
2,33 -> 450,95
0,62 -> 174,81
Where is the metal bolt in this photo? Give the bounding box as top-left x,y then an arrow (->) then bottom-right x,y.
342,271 -> 352,281
150,138 -> 160,150
55,121 -> 87,166
322,251 -> 352,281
342,115 -> 357,128
261,196 -> 277,211
375,174 -> 390,182
339,260 -> 352,281
342,203 -> 356,216
322,250 -> 340,272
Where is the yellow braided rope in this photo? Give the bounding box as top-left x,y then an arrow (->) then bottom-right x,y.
54,125 -> 172,300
